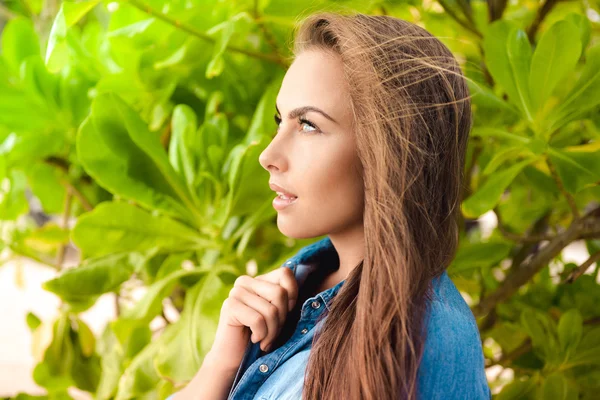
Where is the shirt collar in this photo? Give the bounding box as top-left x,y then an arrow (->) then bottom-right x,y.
281,236 -> 343,312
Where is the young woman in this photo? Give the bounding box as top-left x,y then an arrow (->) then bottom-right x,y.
170,11 -> 491,400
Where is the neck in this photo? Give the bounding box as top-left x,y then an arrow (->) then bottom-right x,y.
319,222 -> 365,292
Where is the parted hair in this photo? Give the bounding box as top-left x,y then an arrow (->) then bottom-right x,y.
291,11 -> 472,400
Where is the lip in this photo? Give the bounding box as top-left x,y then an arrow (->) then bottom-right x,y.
272,195 -> 298,211
269,182 -> 298,197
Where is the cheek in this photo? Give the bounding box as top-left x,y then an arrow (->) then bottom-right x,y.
303,155 -> 363,215
275,154 -> 363,238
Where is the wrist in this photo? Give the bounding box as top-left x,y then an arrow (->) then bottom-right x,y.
202,350 -> 239,373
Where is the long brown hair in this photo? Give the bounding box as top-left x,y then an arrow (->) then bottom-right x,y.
291,12 -> 472,399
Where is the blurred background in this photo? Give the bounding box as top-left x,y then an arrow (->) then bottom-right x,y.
1,0 -> 600,399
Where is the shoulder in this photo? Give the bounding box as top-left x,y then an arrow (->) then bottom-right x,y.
417,272 -> 491,400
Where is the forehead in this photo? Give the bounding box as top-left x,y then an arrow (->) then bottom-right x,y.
277,50 -> 351,122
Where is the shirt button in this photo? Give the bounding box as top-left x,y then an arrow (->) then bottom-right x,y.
259,364 -> 269,373
311,301 -> 321,309
301,328 -> 308,335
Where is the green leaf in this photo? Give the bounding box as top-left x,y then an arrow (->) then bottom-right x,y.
1,17 -> 41,71
541,373 -> 577,400
95,326 -> 125,400
45,0 -> 101,72
483,21 -> 533,121
27,162 -> 67,214
45,5 -> 68,72
115,272 -> 226,398
547,147 -> 600,194
566,326 -> 600,368
466,79 -> 520,116
449,241 -> 512,274
547,44 -> 600,132
496,377 -> 536,400
26,0 -> 46,15
169,105 -> 199,191
26,312 -> 42,331
107,18 -> 156,39
470,127 -> 530,144
37,313 -> 75,390
520,308 -> 559,363
71,201 -> 206,258
0,168 -> 29,221
42,252 -> 134,308
117,268 -> 207,327
75,317 -> 96,357
462,157 -> 538,218
506,28 -> 534,122
62,0 -> 101,27
155,272 -> 230,382
529,20 -> 581,115
77,94 -> 199,223
565,13 -> 591,52
482,145 -> 529,175
557,309 -> 582,360
205,13 -> 250,79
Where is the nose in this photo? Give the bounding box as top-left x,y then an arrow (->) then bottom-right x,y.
259,138 -> 287,173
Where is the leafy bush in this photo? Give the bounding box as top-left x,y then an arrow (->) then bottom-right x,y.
0,0 -> 599,399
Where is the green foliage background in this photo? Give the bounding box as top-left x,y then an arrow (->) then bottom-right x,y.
1,0 -> 600,399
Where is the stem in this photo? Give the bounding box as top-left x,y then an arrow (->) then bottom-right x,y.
526,0 -> 559,43
436,0 -> 482,38
546,157 -> 580,220
121,0 -> 288,68
55,187 -> 73,269
473,210 -> 600,317
562,250 -> 600,283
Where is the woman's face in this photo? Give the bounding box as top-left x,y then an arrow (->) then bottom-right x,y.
259,49 -> 364,239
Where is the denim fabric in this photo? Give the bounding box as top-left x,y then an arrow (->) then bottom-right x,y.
167,236 -> 491,400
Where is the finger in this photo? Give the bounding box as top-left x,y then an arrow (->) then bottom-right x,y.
234,275 -> 288,328
225,297 -> 268,344
229,286 -> 280,350
255,267 -> 299,312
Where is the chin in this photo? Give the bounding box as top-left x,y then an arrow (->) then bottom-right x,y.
277,219 -> 326,240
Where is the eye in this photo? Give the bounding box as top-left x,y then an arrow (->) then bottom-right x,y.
273,114 -> 322,135
298,117 -> 319,133
274,114 -> 282,129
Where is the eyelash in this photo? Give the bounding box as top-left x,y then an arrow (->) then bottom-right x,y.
273,114 -> 321,135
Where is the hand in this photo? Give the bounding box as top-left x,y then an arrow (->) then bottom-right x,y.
209,266 -> 299,370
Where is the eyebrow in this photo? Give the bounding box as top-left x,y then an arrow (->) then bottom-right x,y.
275,104 -> 337,124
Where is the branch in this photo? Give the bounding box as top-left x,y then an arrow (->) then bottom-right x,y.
44,157 -> 94,211
473,212 -> 600,317
488,316 -> 600,368
0,3 -> 17,20
495,207 -> 555,243
546,157 -> 579,220
252,0 -> 283,57
455,0 -> 477,28
122,0 -> 288,68
436,0 -> 482,38
562,250 -> 600,283
486,0 -> 509,23
526,0 -> 559,43
54,187 -> 73,269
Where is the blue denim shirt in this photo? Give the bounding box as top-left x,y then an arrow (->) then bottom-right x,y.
168,236 -> 491,400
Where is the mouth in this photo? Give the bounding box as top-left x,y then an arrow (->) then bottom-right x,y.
269,182 -> 298,199
272,193 -> 298,210
275,192 -> 298,201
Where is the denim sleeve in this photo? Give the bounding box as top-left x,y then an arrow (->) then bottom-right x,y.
417,300 -> 491,400
166,392 -> 178,400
